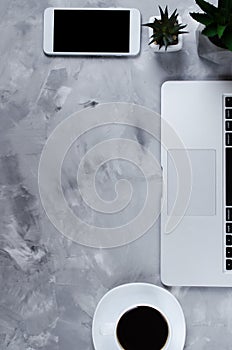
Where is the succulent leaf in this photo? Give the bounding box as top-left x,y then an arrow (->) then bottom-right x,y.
190,12 -> 214,25
158,6 -> 164,18
170,9 -> 178,21
178,24 -> 188,30
217,24 -> 227,38
163,37 -> 168,49
143,23 -> 156,28
195,0 -> 218,16
202,23 -> 218,36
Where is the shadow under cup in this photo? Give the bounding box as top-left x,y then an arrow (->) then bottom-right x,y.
116,305 -> 169,350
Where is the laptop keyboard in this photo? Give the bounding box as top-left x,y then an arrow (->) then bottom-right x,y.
225,96 -> 232,270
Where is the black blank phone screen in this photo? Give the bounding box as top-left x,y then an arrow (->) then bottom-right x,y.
53,10 -> 130,53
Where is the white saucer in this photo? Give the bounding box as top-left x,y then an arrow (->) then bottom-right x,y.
92,283 -> 186,350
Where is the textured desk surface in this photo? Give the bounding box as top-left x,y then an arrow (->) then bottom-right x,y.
1,0 -> 232,349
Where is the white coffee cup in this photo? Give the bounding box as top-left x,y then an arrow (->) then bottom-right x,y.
92,283 -> 186,350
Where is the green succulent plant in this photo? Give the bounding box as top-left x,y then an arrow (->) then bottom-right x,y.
143,6 -> 188,50
190,0 -> 232,51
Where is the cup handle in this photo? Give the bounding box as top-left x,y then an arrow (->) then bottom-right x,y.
100,322 -> 115,336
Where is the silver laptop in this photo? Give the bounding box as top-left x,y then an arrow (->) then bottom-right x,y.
161,81 -> 232,287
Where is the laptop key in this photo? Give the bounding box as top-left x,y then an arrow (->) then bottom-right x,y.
226,247 -> 232,257
226,235 -> 232,245
226,223 -> 232,233
226,121 -> 232,131
226,97 -> 232,107
226,259 -> 232,270
226,109 -> 232,119
226,208 -> 232,221
226,133 -> 232,146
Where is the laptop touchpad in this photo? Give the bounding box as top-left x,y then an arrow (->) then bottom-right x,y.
167,149 -> 216,216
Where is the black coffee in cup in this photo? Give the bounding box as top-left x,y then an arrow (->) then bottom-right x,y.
116,305 -> 169,350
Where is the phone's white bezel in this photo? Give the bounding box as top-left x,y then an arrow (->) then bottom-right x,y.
43,7 -> 141,56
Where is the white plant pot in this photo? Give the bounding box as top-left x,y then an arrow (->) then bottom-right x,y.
147,16 -> 183,53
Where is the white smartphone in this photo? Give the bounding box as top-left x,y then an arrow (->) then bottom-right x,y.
43,8 -> 141,56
